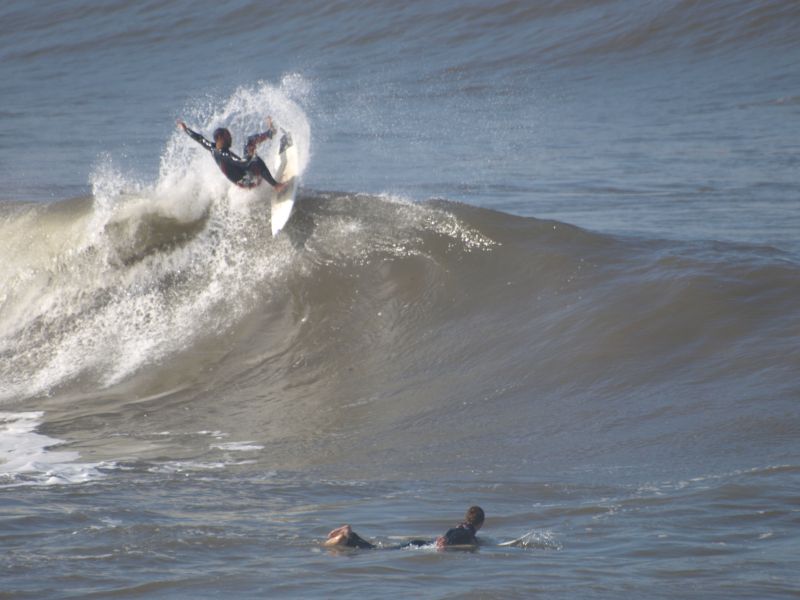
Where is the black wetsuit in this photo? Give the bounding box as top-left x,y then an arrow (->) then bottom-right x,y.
339,523 -> 477,550
339,533 -> 427,550
183,126 -> 279,188
437,522 -> 479,546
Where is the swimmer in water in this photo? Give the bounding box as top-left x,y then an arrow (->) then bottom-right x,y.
176,117 -> 287,192
324,506 -> 485,550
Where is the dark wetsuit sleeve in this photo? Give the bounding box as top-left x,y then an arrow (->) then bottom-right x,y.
244,129 -> 275,158
183,126 -> 215,152
248,129 -> 274,146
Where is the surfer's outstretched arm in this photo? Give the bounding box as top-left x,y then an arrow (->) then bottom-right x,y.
244,133 -> 274,155
177,121 -> 214,152
244,118 -> 277,157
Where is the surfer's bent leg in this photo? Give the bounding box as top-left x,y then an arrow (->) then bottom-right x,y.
245,157 -> 280,188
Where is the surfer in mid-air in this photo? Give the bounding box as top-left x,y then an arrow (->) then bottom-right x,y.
176,117 -> 287,192
324,506 -> 485,550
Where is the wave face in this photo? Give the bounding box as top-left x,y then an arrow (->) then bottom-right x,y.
0,0 -> 797,487
3,182 -> 798,482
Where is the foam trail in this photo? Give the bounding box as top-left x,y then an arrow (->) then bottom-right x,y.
0,412 -> 110,486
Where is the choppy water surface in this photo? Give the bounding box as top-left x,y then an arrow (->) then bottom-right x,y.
1,1 -> 799,597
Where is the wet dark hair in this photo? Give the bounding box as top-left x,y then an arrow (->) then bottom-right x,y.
213,127 -> 232,150
464,506 -> 485,528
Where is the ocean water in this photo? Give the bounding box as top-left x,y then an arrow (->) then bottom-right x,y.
1,1 -> 799,597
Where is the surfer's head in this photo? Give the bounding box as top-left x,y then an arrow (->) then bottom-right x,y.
464,506 -> 485,530
213,127 -> 232,151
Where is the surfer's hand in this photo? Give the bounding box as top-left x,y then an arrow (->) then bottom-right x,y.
176,120 -> 187,131
274,182 -> 288,194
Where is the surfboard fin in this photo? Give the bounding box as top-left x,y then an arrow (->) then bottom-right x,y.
279,130 -> 293,154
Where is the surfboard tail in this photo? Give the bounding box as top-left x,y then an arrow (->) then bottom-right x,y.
271,195 -> 294,236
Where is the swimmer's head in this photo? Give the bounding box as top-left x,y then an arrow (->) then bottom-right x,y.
465,506 -> 485,530
213,127 -> 232,150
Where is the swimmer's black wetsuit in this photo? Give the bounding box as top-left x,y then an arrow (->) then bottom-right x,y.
338,533 -> 428,550
437,522 -> 479,547
182,126 -> 279,188
337,524 -> 476,550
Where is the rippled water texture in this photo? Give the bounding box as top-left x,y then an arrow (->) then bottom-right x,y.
1,1 -> 799,597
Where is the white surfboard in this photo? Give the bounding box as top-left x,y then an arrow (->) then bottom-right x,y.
497,530 -> 546,548
271,130 -> 298,236
497,536 -> 527,547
